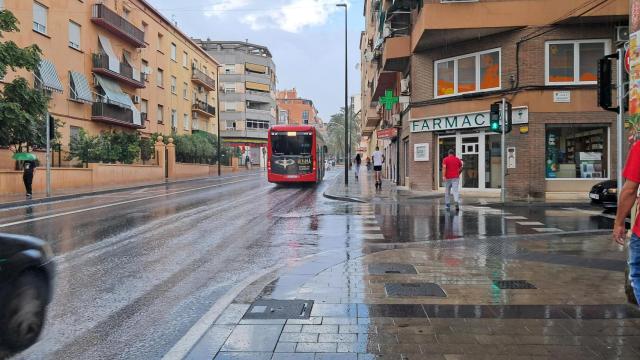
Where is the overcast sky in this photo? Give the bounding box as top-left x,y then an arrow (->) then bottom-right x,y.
146,0 -> 364,121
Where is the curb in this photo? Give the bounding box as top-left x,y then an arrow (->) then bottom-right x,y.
0,171 -> 261,210
476,201 -> 598,209
322,191 -> 367,203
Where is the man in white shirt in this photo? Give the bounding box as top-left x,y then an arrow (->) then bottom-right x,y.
372,146 -> 385,189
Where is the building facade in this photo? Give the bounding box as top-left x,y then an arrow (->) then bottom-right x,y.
195,40 -> 276,166
2,0 -> 220,154
361,0 -> 629,199
276,88 -> 321,126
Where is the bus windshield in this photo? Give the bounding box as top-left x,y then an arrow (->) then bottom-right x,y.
271,132 -> 313,156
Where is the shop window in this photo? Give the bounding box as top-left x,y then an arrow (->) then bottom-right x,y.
435,48 -> 500,97
546,40 -> 609,85
545,125 -> 608,179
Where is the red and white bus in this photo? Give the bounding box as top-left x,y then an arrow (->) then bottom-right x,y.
267,125 -> 327,184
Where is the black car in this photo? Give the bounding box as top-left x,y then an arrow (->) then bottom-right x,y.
589,180 -> 617,209
0,234 -> 55,351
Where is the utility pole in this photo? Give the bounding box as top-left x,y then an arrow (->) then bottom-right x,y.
45,111 -> 51,197
337,3 -> 348,185
216,65 -> 221,176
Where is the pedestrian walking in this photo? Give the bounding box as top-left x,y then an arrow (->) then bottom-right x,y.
22,159 -> 36,199
613,140 -> 640,305
372,146 -> 384,189
354,153 -> 362,180
442,149 -> 463,211
366,157 -> 372,172
245,153 -> 251,170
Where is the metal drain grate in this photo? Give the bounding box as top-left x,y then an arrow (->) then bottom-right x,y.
368,263 -> 417,275
493,280 -> 537,289
243,300 -> 314,319
385,283 -> 447,297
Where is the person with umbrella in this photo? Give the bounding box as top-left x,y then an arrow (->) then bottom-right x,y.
13,153 -> 37,199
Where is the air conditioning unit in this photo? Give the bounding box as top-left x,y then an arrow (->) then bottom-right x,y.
364,51 -> 374,62
617,26 -> 629,42
132,95 -> 140,104
400,77 -> 410,95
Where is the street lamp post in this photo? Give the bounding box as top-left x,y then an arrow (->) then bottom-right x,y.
216,65 -> 221,176
337,3 -> 348,185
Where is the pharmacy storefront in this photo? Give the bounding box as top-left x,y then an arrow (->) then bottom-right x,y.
410,107 -> 529,191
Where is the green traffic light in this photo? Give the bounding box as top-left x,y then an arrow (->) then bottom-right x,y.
490,122 -> 500,131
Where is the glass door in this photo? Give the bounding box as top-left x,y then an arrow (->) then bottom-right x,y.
438,136 -> 457,187
461,136 -> 479,188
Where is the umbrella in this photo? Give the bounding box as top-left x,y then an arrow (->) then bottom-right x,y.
12,152 -> 37,161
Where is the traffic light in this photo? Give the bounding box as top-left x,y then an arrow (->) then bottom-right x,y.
48,115 -> 55,140
489,102 -> 501,132
504,102 -> 512,134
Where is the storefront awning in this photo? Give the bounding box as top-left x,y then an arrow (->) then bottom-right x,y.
70,71 -> 93,103
245,63 -> 267,74
246,81 -> 270,92
37,59 -> 64,93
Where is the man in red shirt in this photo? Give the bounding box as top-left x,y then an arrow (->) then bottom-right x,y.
442,149 -> 463,211
614,141 -> 640,305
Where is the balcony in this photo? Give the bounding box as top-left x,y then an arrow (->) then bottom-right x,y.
92,53 -> 145,89
92,101 -> 143,129
220,129 -> 268,140
192,99 -> 216,117
91,4 -> 145,48
382,36 -> 410,72
192,68 -> 216,91
411,0 -> 627,51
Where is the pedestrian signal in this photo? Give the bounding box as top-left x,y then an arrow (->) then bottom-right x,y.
489,103 -> 501,132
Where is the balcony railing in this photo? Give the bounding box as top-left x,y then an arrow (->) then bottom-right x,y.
92,101 -> 142,128
91,4 -> 145,48
191,68 -> 216,91
192,99 -> 216,117
92,53 -> 145,88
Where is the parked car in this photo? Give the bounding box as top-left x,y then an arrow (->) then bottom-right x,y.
589,180 -> 617,209
0,234 -> 55,351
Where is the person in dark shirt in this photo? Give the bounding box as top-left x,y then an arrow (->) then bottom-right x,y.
23,160 -> 36,199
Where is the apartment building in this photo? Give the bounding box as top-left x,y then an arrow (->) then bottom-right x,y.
276,88 -> 321,126
361,0 -> 628,199
195,40 -> 276,165
2,0 -> 220,152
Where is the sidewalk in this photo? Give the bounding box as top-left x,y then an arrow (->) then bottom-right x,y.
184,175 -> 640,360
323,169 -> 397,203
0,168 -> 260,209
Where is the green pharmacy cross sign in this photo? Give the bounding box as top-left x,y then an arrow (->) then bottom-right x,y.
379,89 -> 399,110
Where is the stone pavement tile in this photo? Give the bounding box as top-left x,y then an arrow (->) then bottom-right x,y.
274,342 -> 298,352
396,334 -> 437,344
279,332 -> 320,343
239,319 -> 287,325
514,335 -> 602,346
323,318 -> 360,325
356,354 -> 405,360
213,352 -> 272,360
295,342 -> 337,352
500,344 -> 550,356
435,334 -> 479,344
312,304 -> 358,318
220,324 -> 284,352
377,343 -> 422,354
474,335 -> 517,345
339,324 -> 377,334
543,345 -> 601,359
215,304 -> 251,325
362,333 -> 399,344
420,343 -> 465,354
358,304 -> 427,318
336,341 -> 379,353
395,325 -> 437,335
314,354 -> 358,360
271,353 -> 315,360
302,325 -> 340,333
284,325 -> 303,332
287,317 -> 323,325
318,333 -> 358,343
391,318 -> 430,327
184,325 -> 234,360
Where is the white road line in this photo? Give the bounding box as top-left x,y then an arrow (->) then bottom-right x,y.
563,207 -> 618,220
362,234 -> 385,240
0,178 -> 253,229
504,216 -> 528,220
360,226 -> 381,231
516,221 -> 545,226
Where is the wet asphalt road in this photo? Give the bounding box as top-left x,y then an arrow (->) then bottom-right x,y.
1,169 -> 618,359
4,171 -> 337,360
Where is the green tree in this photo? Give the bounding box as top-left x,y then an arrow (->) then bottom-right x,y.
139,137 -> 154,164
326,107 -> 360,162
66,129 -> 99,166
0,9 -> 50,153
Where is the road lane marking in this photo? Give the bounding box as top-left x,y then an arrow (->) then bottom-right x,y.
504,216 -> 528,220
533,227 -> 563,232
517,221 -> 545,226
0,178 -> 254,229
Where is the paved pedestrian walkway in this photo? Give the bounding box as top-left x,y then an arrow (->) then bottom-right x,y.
185,175 -> 640,360
323,168 -> 396,203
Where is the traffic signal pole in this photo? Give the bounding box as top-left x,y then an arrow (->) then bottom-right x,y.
501,98 -> 506,204
616,47 -> 624,195
45,111 -> 51,197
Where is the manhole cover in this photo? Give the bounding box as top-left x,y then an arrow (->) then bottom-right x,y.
493,280 -> 536,290
369,263 -> 417,275
243,300 -> 314,319
385,283 -> 446,297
